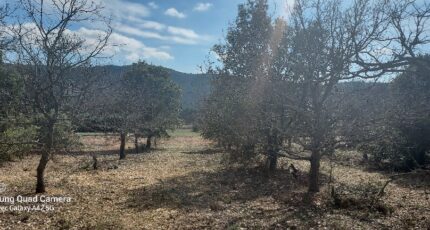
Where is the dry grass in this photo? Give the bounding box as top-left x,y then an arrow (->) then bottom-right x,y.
0,129 -> 429,229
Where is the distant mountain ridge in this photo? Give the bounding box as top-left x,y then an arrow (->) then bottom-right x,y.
99,65 -> 211,110
165,69 -> 211,109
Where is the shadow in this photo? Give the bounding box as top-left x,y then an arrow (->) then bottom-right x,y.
388,170 -> 430,190
125,165 -> 330,213
181,148 -> 223,155
359,163 -> 430,190
58,148 -> 155,156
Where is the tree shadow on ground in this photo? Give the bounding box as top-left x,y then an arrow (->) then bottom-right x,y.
125,165 -> 330,213
60,147 -> 154,156
389,170 -> 430,191
181,148 -> 223,155
360,163 -> 430,190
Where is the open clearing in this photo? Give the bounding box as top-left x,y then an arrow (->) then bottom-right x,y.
0,129 -> 429,229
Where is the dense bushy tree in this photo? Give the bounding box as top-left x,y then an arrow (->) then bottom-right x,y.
122,62 -> 181,153
200,0 -> 279,165
87,62 -> 181,159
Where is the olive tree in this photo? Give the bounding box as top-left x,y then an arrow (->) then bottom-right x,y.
119,62 -> 181,157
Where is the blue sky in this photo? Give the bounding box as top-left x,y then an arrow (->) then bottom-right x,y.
90,0 -> 293,73
5,0 -> 293,73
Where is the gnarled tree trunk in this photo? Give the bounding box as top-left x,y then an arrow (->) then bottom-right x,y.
119,132 -> 126,160
308,149 -> 321,192
36,121 -> 54,193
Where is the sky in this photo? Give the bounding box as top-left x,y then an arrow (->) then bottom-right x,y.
3,0 -> 294,73
91,0 -> 294,73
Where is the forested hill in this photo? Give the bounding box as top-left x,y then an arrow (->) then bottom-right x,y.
96,65 -> 389,110
99,65 -> 211,109
165,69 -> 211,109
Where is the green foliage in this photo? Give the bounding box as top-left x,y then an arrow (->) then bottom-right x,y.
0,66 -> 24,118
0,60 -> 38,163
37,114 -> 80,151
84,62 -> 181,139
200,0 -> 274,160
359,56 -> 430,170
0,117 -> 38,162
122,61 -> 181,137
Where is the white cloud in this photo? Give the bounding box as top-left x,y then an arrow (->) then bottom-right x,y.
164,8 -> 186,19
140,20 -> 166,31
114,24 -> 166,40
108,32 -> 174,61
120,16 -> 166,31
94,0 -> 151,20
193,3 -> 213,12
114,23 -> 211,45
7,23 -> 173,62
77,27 -> 173,62
148,2 -> 158,9
167,26 -> 200,39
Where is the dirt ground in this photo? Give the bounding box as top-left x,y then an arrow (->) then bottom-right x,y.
0,129 -> 429,229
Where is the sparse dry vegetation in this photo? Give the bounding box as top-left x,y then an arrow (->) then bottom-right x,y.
0,130 -> 428,229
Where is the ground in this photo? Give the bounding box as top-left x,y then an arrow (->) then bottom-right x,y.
0,129 -> 429,229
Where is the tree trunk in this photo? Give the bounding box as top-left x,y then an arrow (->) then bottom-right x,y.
308,149 -> 321,192
266,150 -> 278,174
146,135 -> 152,150
265,133 -> 279,175
134,133 -> 139,154
36,121 -> 54,193
119,132 -> 126,160
92,154 -> 98,170
362,152 -> 368,162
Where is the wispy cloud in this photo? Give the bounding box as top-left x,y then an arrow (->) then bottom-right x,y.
148,2 -> 158,9
113,23 -> 212,45
164,8 -> 186,19
77,27 -> 174,62
94,0 -> 151,20
114,24 -> 166,40
7,23 -> 173,63
193,3 -> 213,12
140,20 -> 166,31
167,26 -> 200,39
124,17 -> 166,31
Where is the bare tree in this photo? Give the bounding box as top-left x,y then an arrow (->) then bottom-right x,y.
11,0 -> 111,193
0,3 -> 13,54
